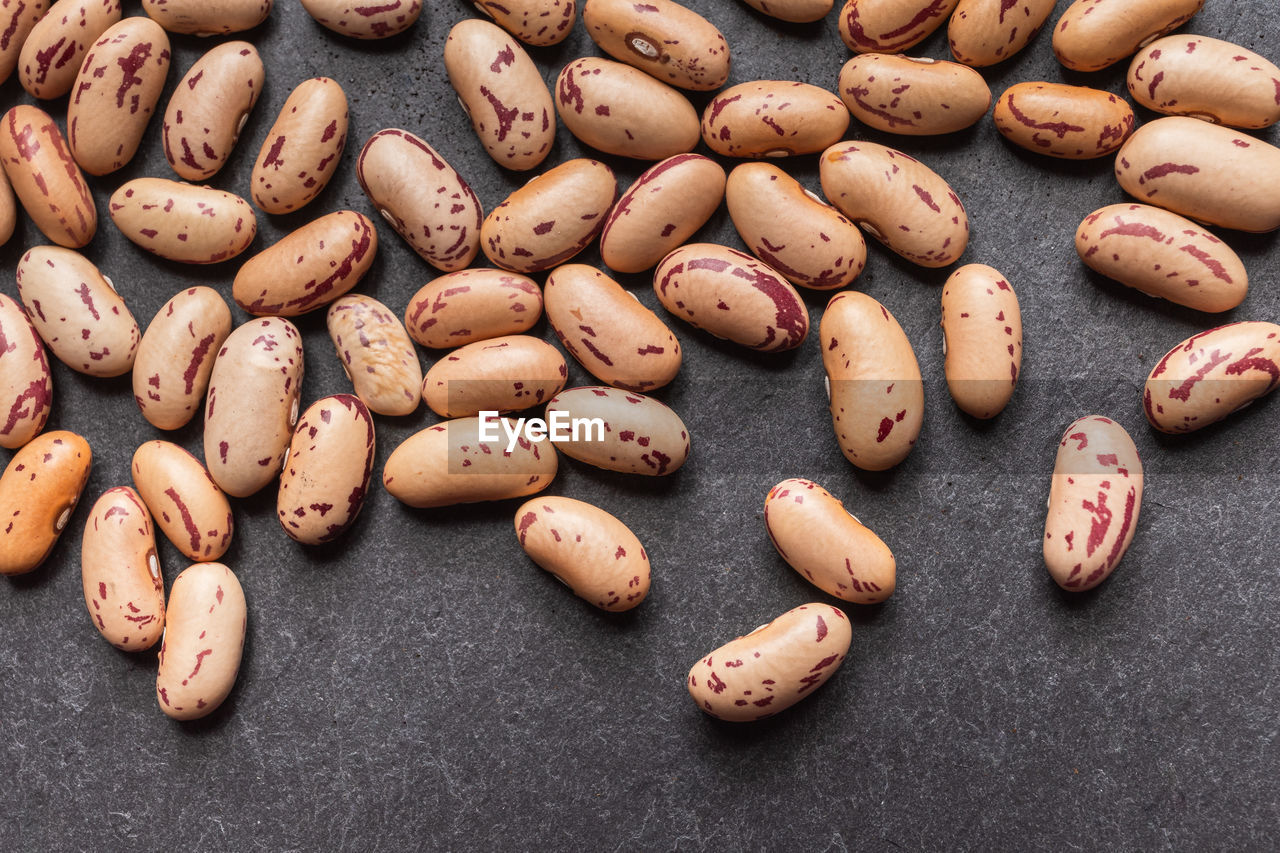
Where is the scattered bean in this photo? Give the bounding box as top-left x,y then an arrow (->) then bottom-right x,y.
18,0 -> 120,99
156,561 -> 246,721
1053,0 -> 1204,72
1128,35 -> 1280,130
299,0 -> 422,39
422,334 -> 567,418
0,293 -> 52,450
940,263 -> 1022,419
544,386 -> 689,476
327,294 -> 422,417
404,269 -> 542,349
838,54 -> 991,136
702,81 -> 849,159
0,165 -> 13,245
80,487 -> 164,651
993,82 -> 1134,159
251,77 -> 348,214
109,178 -> 257,263
162,41 -> 264,181
556,56 -> 699,161
132,287 -> 232,431
0,104 -> 96,248
278,395 -> 375,545
132,439 -> 234,562
582,0 -> 729,91
0,0 -> 49,86
475,0 -> 576,46
947,0 -> 1056,67
0,430 -> 91,576
142,0 -> 271,35
838,0 -> 959,54
741,0 -> 832,23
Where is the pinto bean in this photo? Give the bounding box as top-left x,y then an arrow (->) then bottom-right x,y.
475,0 -> 576,46
1128,35 -> 1280,130
299,0 -> 422,39
555,57 -> 699,160
992,82 -> 1134,159
702,81 -> 849,158
132,440 -> 233,562
0,0 -> 49,86
278,395 -> 375,545
156,561 -> 246,720
18,0 -> 120,99
0,165 -> 14,245
543,386 -> 689,476
0,293 -> 52,450
327,295 -> 422,417
0,430 -> 91,576
838,54 -> 991,136
162,41 -> 264,181
133,287 -> 232,430
109,178 -> 257,263
948,0 -> 1056,66
251,77 -> 348,214
80,487 -> 164,651
404,269 -> 542,349
582,0 -> 729,91
940,263 -> 1022,419
1053,0 -> 1204,72
142,0 -> 271,35
0,104 -> 96,248
421,335 -> 567,418
740,0 -> 832,23
838,0 -> 959,54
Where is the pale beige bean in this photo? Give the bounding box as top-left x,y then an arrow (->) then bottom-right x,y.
299,0 -> 421,39
19,0 -> 119,98
740,0 -> 832,23
1128,36 -> 1280,129
0,104 -> 96,248
0,293 -> 52,450
940,263 -> 1021,419
556,57 -> 699,160
839,0 -> 959,54
653,244 -> 809,352
0,0 -> 49,86
1115,117 -> 1280,233
422,335 -> 566,418
156,561 -> 245,721
327,295 -> 422,417
404,269 -> 542,349
80,487 -> 164,651
1044,416 -> 1143,591
993,82 -> 1134,159
820,141 -> 968,267
278,395 -> 375,545
1143,322 -> 1280,433
382,416 -> 557,508
251,77 -> 348,214
109,178 -> 257,264
515,496 -> 650,611
838,54 -> 991,136
0,430 -> 91,576
821,290 -> 923,471
475,0 -> 575,45
66,18 -> 170,176
162,41 -> 264,181
132,440 -> 233,562
204,317 -> 304,498
544,264 -> 681,392
948,0 -> 1056,66
444,19 -> 554,172
0,165 -> 13,245
725,163 -> 866,291
688,603 -> 851,722
133,287 -> 231,431
582,0 -> 728,91
1053,0 -> 1203,72
702,81 -> 848,159
1075,204 -> 1247,312
16,246 -> 138,377
544,386 -> 689,476
481,158 -> 616,273
599,153 -> 724,274
233,210 -> 376,317
356,129 -> 482,272
142,0 -> 270,34
764,478 -> 895,604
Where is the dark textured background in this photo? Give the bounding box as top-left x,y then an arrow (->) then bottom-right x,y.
1,1 -> 1278,849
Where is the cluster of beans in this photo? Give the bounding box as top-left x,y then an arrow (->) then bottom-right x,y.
0,0 -> 1277,724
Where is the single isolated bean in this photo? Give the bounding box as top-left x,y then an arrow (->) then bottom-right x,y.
156,561 -> 246,721
251,77 -> 348,214
109,178 -> 257,263
764,478 -> 895,604
1075,204 -> 1247,312
821,290 -> 923,471
357,129 -> 483,272
839,0 -> 959,54
838,54 -> 991,136
0,0 -> 49,86
162,41 -> 264,181
939,263 -> 1022,419
1143,322 -> 1280,434
1114,116 -> 1280,233
132,439 -> 234,562
132,287 -> 232,431
327,294 -> 422,416
278,395 -> 375,545
1128,35 -> 1280,130
1053,0 -> 1204,72
555,57 -> 699,161
0,104 -> 96,248
653,244 -> 809,352
0,293 -> 52,450
544,386 -> 690,476
582,0 -> 729,91
299,0 -> 422,39
18,0 -> 120,99
142,0 -> 271,35
701,81 -> 849,159
687,603 -> 851,722
992,82 -> 1134,159
599,153 -> 725,274
404,269 -> 542,349
740,0 -> 832,23
421,334 -> 567,418
475,0 -> 576,46
1043,415 -> 1143,591
80,487 -> 164,651
514,496 -> 650,611
948,0 -> 1056,66
0,430 -> 91,576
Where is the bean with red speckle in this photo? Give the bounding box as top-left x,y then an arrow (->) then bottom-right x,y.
0,430 -> 91,576
162,41 -> 264,181
702,81 -> 849,159
300,0 -> 422,39
544,386 -> 689,476
251,77 -> 348,214
327,294 -> 422,417
18,0 -> 120,99
278,395 -> 375,546
1128,35 -> 1280,130
1053,0 -> 1204,73
80,487 -> 164,651
475,0 -> 576,46
0,293 -> 52,449
948,0 -> 1056,67
0,0 -> 49,86
582,0 -> 729,92
142,0 -> 271,35
838,0 -> 959,54
109,178 -> 257,263
940,263 -> 1022,419
0,104 -> 97,248
403,269 -> 543,349
132,440 -> 234,562
156,561 -> 246,720
422,334 -> 567,418
838,54 -> 991,136
132,287 -> 232,430
993,82 -> 1134,159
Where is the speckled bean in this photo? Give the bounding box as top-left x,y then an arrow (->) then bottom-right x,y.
821,291 -> 923,471
0,0 -> 49,86
820,141 -> 968,267
0,165 -> 13,245
993,82 -> 1134,159
203,317 -> 304,498
1043,416 -> 1143,591
544,264 -> 682,392
764,478 -> 895,604
725,163 -> 866,291
278,395 -> 375,545
156,561 -> 245,721
948,0 -> 1056,66
132,440 -> 233,562
687,603 -> 851,722
132,287 -> 231,430
444,19 -> 554,172
839,0 -> 959,54
582,0 -> 729,91
598,153 -> 725,274
109,178 -> 256,263
0,293 -> 52,450
544,386 -> 689,476
838,54 -> 991,136
404,269 -> 542,349
299,0 -> 421,39
0,104 -> 96,248
940,263 -> 1022,419
702,81 -> 848,159
327,295 -> 422,416
1143,322 -> 1280,434
556,57 -> 699,160
18,0 -> 119,98
1128,36 -> 1280,130
66,17 -> 170,176
251,77 -> 347,214
142,0 -> 270,35
741,0 -> 832,23
162,41 -> 264,181
1114,117 -> 1280,233
356,129 -> 482,272
1075,203 -> 1247,312
481,158 -> 616,273
16,246 -> 138,377
475,0 -> 574,45
422,335 -> 566,418
1053,0 -> 1203,72
80,487 -> 163,650
0,430 -> 91,576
